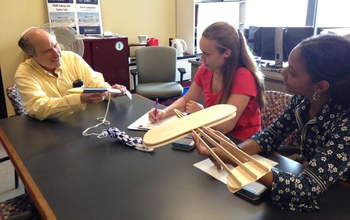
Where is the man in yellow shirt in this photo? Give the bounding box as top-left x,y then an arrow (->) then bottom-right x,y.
15,27 -> 127,120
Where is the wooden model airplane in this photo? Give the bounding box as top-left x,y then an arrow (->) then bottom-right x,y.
143,104 -> 271,193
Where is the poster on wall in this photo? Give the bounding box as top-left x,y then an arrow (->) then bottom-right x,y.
47,0 -> 103,35
76,0 -> 103,35
47,0 -> 78,30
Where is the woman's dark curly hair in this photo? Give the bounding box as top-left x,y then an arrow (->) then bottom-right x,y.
298,34 -> 350,107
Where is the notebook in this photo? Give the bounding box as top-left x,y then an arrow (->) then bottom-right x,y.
127,112 -> 179,131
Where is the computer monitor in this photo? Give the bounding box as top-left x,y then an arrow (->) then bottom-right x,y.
249,26 -> 315,64
283,27 -> 314,59
250,26 -> 276,61
275,27 -> 286,68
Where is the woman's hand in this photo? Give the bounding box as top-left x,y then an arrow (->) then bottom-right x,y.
185,100 -> 204,114
148,108 -> 166,123
192,129 -> 239,169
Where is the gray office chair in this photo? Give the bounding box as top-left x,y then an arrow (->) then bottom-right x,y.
130,46 -> 186,102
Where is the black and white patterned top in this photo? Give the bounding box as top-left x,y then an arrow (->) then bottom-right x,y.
252,95 -> 350,211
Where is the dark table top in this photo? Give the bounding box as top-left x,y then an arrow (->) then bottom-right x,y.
0,94 -> 349,220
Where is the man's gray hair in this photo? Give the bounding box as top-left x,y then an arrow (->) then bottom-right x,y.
18,26 -> 55,56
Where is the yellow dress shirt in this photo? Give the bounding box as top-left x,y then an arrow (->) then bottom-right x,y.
14,51 -> 110,120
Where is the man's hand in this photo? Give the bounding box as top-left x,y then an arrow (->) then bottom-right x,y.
80,92 -> 108,104
110,84 -> 127,98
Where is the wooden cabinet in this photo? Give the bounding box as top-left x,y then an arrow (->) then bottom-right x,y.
83,37 -> 130,89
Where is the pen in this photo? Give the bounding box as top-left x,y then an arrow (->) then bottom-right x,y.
154,98 -> 158,116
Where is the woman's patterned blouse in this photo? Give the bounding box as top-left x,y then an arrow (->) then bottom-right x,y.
252,95 -> 350,211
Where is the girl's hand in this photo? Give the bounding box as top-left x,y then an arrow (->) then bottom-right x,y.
185,100 -> 204,114
148,109 -> 166,123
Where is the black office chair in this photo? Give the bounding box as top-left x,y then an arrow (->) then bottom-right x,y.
130,46 -> 186,102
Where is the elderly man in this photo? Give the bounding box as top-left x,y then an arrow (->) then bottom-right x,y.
15,27 -> 126,120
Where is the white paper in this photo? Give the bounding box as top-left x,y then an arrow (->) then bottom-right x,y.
127,112 -> 178,131
125,90 -> 132,100
193,155 -> 278,195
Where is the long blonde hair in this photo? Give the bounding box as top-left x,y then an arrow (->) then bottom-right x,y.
202,22 -> 265,109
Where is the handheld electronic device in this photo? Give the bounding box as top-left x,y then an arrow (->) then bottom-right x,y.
172,136 -> 195,151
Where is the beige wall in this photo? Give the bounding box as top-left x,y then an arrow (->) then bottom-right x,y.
0,0 -> 175,117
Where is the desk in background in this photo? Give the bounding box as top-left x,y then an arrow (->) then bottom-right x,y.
261,68 -> 289,93
0,94 -> 349,220
188,59 -> 289,94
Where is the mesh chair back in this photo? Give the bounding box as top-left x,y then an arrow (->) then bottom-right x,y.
261,90 -> 297,146
6,83 -> 27,116
261,90 -> 292,128
0,194 -> 38,219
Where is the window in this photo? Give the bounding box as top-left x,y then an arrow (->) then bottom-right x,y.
316,0 -> 350,28
245,0 -> 309,27
245,0 -> 350,29
244,0 -> 350,65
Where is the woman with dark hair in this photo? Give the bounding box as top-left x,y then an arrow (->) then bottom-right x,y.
194,34 -> 350,211
149,22 -> 265,141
